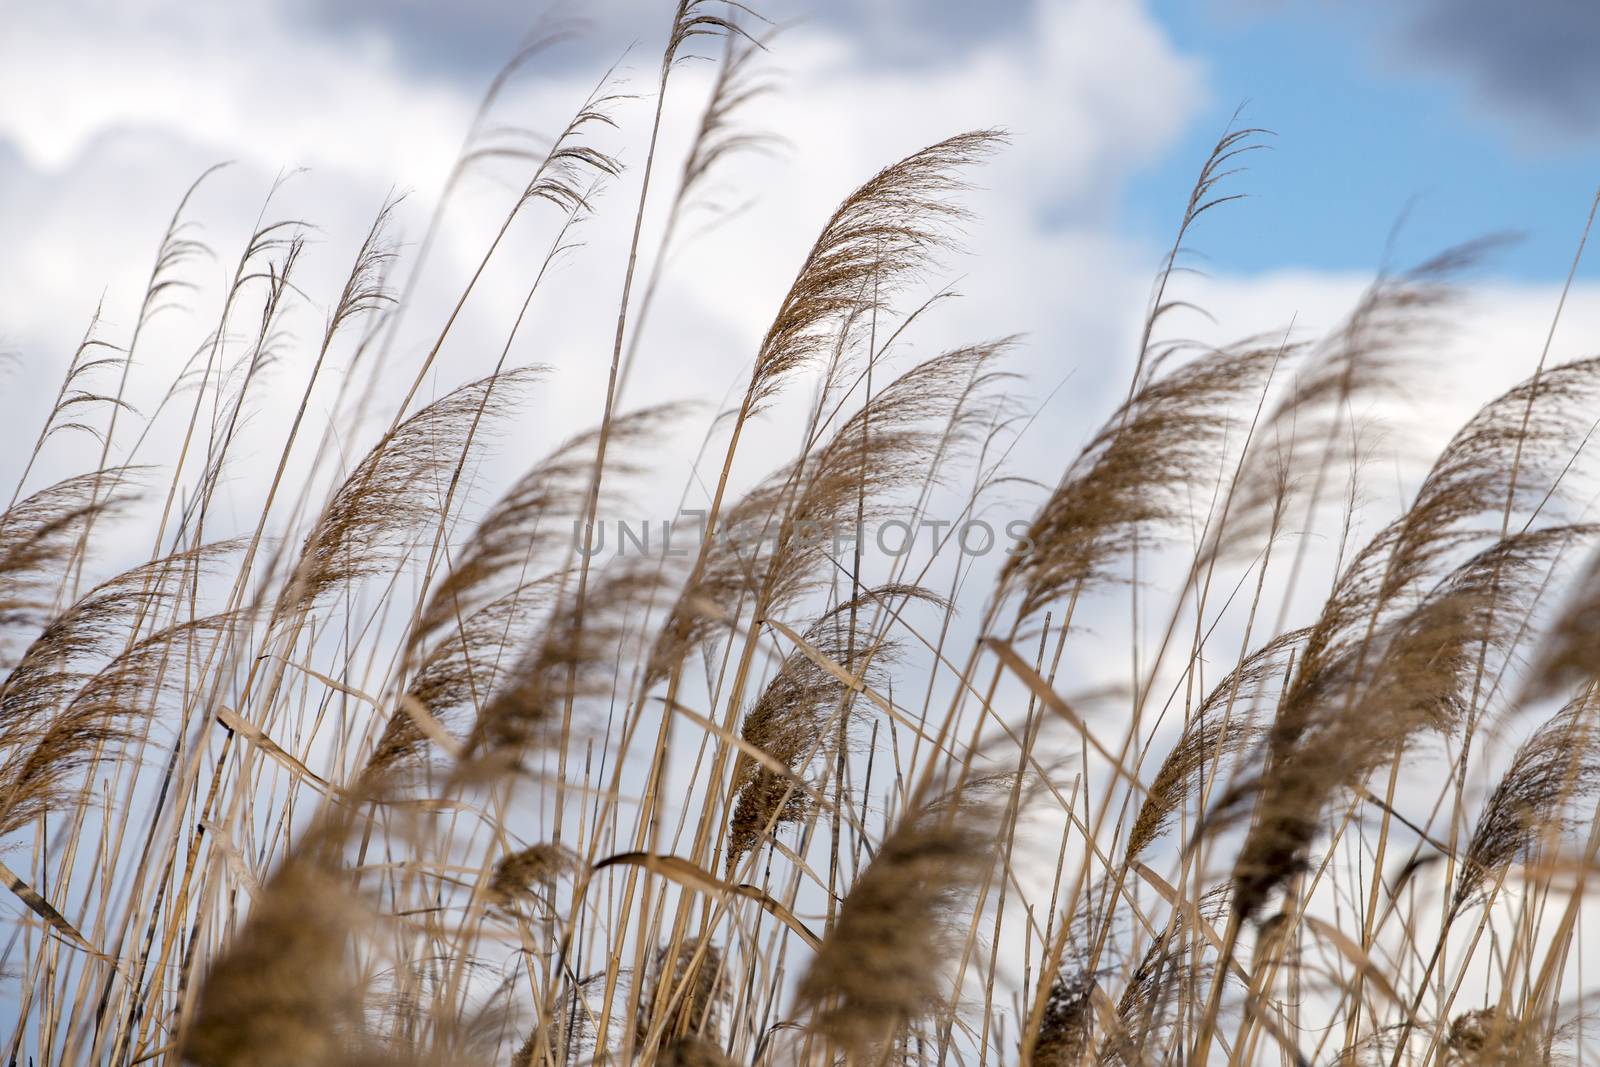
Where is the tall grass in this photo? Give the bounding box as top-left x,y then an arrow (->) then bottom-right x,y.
5,6 -> 1600,1065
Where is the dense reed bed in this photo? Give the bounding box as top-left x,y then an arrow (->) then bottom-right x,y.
7,4 -> 1600,1064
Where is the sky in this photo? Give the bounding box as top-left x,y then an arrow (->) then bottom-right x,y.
3,0 -> 1600,1019
3,0 -> 1600,565
1135,0 -> 1600,279
292,0 -> 1600,281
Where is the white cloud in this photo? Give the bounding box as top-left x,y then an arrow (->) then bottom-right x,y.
3,0 -> 1587,584
0,2 -> 468,180
0,0 -> 1208,504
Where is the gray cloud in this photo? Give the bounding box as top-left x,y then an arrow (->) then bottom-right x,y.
295,0 -> 1035,79
1395,0 -> 1600,135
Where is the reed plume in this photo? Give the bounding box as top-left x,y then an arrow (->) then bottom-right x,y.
1453,694 -> 1600,914
1230,524 -> 1583,918
1124,639 -> 1285,862
649,341 -> 1003,683
184,815 -> 367,1067
655,1034 -> 738,1067
1000,342 -> 1282,619
1441,1007 -> 1549,1066
486,842 -> 578,910
742,131 -> 1003,415
411,406 -> 674,650
457,562 -> 664,779
0,543 -> 231,745
1215,244 -> 1502,563
0,469 -> 135,640
635,937 -> 728,1046
1034,966 -> 1097,1067
726,583 -> 943,865
279,367 -> 540,618
1524,534 -> 1600,701
0,612 -> 232,835
1224,356 -> 1600,918
367,579 -> 561,781
796,780 -> 1001,1060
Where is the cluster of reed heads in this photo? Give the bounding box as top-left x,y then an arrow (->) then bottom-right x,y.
5,3 -> 1600,1065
